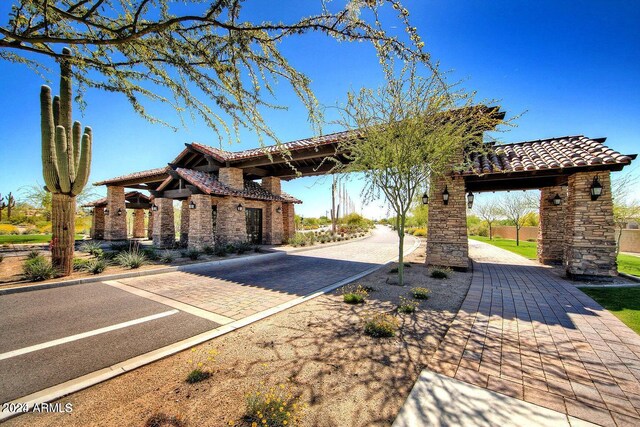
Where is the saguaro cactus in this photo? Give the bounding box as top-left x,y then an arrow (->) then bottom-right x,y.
0,194 -> 6,222
41,48 -> 92,275
5,192 -> 16,219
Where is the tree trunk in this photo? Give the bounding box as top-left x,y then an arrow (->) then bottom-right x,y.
488,222 -> 492,240
51,193 -> 76,276
516,226 -> 520,246
397,215 -> 405,286
616,228 -> 623,256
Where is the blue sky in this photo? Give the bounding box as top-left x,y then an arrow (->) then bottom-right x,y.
0,0 -> 638,218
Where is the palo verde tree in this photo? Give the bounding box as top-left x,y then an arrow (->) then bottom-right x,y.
1,1 -> 432,144
41,47 -> 92,276
335,63 -> 502,285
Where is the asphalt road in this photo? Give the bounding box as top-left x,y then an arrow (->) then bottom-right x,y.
0,283 -> 217,404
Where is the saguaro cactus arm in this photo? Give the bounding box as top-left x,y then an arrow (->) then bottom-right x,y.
71,128 -> 92,195
41,86 -> 59,193
54,125 -> 71,194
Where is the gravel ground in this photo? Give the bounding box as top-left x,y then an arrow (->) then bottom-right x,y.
5,239 -> 471,427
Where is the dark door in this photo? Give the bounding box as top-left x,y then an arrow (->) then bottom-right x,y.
212,205 -> 217,232
245,208 -> 263,244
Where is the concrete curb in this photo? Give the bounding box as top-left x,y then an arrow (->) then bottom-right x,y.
619,272 -> 640,283
0,252 -> 285,296
0,235 -> 421,421
276,231 -> 372,254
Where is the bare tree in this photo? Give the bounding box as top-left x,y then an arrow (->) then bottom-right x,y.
612,167 -> 640,254
497,192 -> 537,246
474,200 -> 500,240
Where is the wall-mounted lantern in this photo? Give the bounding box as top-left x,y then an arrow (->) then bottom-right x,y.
552,193 -> 562,206
189,200 -> 196,209
151,204 -> 158,212
237,203 -> 244,212
442,186 -> 450,205
467,192 -> 474,209
116,208 -> 123,216
422,192 -> 429,205
276,206 -> 282,213
104,208 -> 110,215
590,176 -> 603,201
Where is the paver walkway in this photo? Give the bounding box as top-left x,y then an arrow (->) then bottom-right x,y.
427,240 -> 640,427
117,227 -> 414,321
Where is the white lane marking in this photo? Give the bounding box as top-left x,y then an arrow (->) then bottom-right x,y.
0,310 -> 179,361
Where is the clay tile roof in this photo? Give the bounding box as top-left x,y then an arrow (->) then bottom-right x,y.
175,168 -> 301,203
93,167 -> 170,186
82,191 -> 152,207
189,143 -> 232,162
466,135 -> 633,176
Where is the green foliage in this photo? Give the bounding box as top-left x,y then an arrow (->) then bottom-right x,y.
430,267 -> 451,279
142,248 -> 160,261
469,236 -> 538,260
185,369 -> 211,384
183,248 -> 201,260
398,296 -> 419,314
26,249 -> 41,260
411,287 -> 431,299
202,245 -> 215,255
363,312 -> 399,338
86,258 -> 107,274
234,241 -> 253,254
80,241 -> 103,258
580,287 -> 640,334
114,250 -> 146,269
342,284 -> 369,304
23,255 -> 55,281
245,382 -> 304,427
73,257 -> 90,271
109,242 -> 131,252
160,250 -> 175,263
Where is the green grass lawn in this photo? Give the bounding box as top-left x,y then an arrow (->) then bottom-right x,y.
580,287 -> 640,335
469,235 -> 538,259
0,234 -> 84,244
469,235 -> 640,277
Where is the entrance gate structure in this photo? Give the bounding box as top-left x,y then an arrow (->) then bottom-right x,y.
425,136 -> 636,279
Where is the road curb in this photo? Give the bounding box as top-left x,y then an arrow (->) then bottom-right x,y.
0,252 -> 285,296
0,235 -> 421,421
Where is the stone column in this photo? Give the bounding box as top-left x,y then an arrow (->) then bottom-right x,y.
152,198 -> 175,248
104,186 -> 127,240
282,202 -> 295,242
91,207 -> 105,240
147,209 -> 153,239
188,194 -> 214,249
219,167 -> 244,190
216,196 -> 247,243
261,176 -> 281,195
564,171 -> 617,278
537,186 -> 566,265
180,199 -> 190,246
426,175 -> 469,270
132,209 -> 146,238
265,202 -> 284,244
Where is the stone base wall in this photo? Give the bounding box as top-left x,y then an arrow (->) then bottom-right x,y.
91,207 -> 105,240
180,200 -> 190,245
132,209 -> 146,238
188,194 -> 213,249
265,202 -> 284,244
426,175 -> 469,270
105,186 -> 127,240
152,198 -> 175,248
282,203 -> 295,242
564,171 -> 617,278
538,186 -> 566,264
216,196 -> 247,243
218,167 -> 244,190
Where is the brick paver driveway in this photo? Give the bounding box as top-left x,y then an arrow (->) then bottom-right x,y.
428,239 -> 640,426
116,226 -> 413,321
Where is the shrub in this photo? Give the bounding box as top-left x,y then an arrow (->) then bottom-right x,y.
430,267 -> 451,279
26,250 -> 41,260
87,259 -> 107,274
288,232 -> 308,247
412,228 -> 427,237
23,255 -> 55,281
245,382 -> 304,427
0,224 -> 19,235
202,245 -> 215,255
160,250 -> 175,263
80,241 -> 103,258
253,245 -> 261,253
363,312 -> 399,338
398,297 -> 418,314
183,248 -> 201,260
73,257 -> 90,271
114,250 -> 146,269
0,253 -> 3,263
109,241 -> 131,252
411,287 -> 431,299
342,284 -> 369,304
186,348 -> 217,384
145,413 -> 185,427
142,248 -> 160,261
234,241 -> 253,254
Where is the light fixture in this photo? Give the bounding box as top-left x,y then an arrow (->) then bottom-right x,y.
552,193 -> 562,206
590,176 -> 603,201
237,203 -> 244,212
422,192 -> 429,205
276,206 -> 282,213
104,208 -> 110,215
442,186 -> 450,205
151,204 -> 158,212
189,200 -> 196,209
467,192 -> 474,209
117,208 -> 123,216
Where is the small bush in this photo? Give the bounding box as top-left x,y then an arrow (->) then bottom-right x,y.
186,347 -> 218,383
23,255 -> 55,281
202,245 -> 215,255
341,284 -> 369,304
430,267 -> 451,279
160,250 -> 175,263
363,312 -> 399,338
114,250 -> 146,269
234,241 -> 252,254
80,241 -> 103,258
145,413 -> 185,427
412,228 -> 427,237
0,253 -> 4,263
73,257 -> 90,271
245,382 -> 304,427
0,224 -> 19,235
253,245 -> 261,253
183,248 -> 201,260
87,258 -> 107,274
411,287 -> 431,300
109,241 -> 131,252
26,250 -> 41,260
142,248 -> 160,261
186,369 -> 211,384
398,297 -> 418,314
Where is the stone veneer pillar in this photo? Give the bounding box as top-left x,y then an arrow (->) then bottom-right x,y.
282,202 -> 295,242
91,207 -> 105,240
104,186 -> 127,240
262,177 -> 283,244
426,175 -> 469,270
152,198 -> 175,248
147,207 -> 153,239
132,209 -> 146,238
217,167 -> 247,243
219,167 -> 244,189
564,171 -> 617,278
537,186 -> 566,265
180,200 -> 190,246
187,194 -> 214,249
